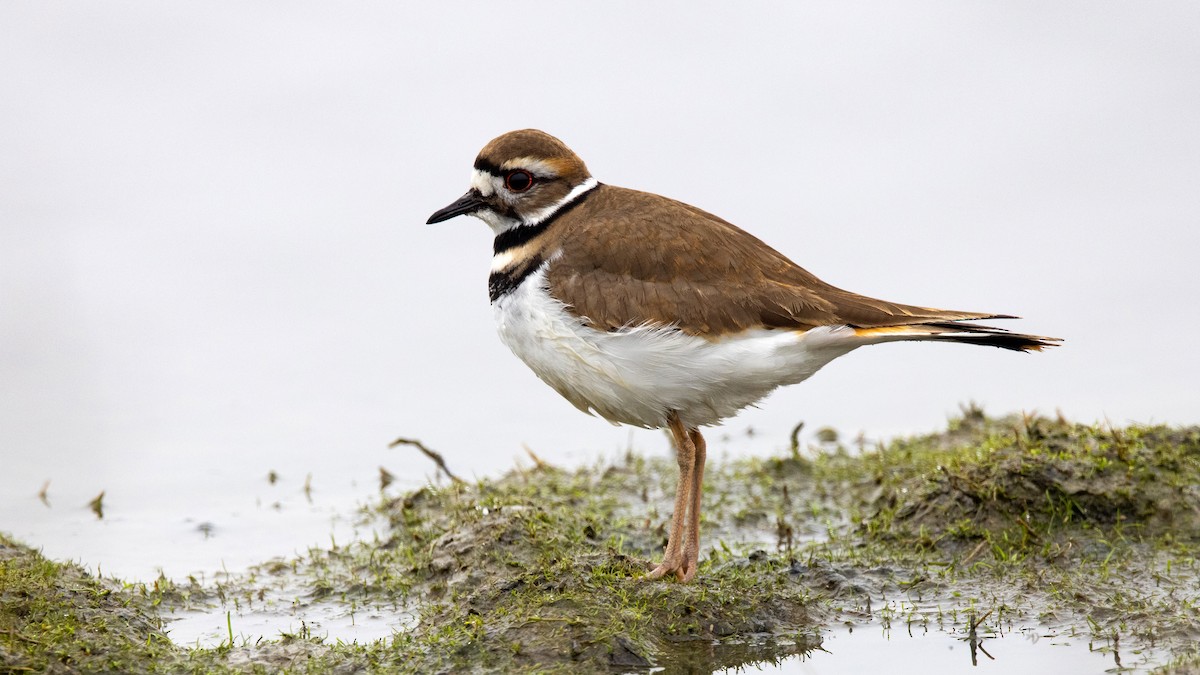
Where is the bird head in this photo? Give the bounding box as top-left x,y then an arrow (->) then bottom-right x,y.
427,129 -> 593,234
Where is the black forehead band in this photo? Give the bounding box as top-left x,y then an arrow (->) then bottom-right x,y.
473,158 -> 505,177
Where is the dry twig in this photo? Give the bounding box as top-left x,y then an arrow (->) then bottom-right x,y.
389,437 -> 466,485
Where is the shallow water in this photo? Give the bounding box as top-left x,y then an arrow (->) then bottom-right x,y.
165,599 -> 414,648
723,623 -> 1160,675
0,455 -> 404,581
166,603 -> 1163,672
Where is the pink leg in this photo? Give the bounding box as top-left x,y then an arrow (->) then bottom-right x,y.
679,428 -> 707,582
646,413 -> 698,581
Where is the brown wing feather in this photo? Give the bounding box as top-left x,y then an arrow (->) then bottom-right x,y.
545,185 -> 1002,335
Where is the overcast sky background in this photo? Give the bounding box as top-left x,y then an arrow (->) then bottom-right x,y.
3,3 -> 1199,577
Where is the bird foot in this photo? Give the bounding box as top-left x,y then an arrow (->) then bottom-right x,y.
643,551 -> 698,582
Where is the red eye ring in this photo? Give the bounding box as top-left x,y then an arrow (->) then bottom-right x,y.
504,170 -> 534,192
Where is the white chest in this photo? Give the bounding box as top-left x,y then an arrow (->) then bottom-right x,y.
491,267 -> 859,429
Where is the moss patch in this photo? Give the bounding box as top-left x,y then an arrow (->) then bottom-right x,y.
376,463 -> 822,671
0,535 -> 177,673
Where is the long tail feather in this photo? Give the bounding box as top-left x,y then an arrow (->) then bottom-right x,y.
853,321 -> 1062,353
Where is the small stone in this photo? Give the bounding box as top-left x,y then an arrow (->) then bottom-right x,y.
609,637 -> 651,667
712,621 -> 737,637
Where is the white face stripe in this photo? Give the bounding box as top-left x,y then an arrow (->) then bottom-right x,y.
468,168 -> 597,235
522,176 -> 599,227
468,157 -> 600,235
469,168 -> 498,197
468,168 -> 513,234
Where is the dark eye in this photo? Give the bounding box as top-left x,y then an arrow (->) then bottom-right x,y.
504,170 -> 534,192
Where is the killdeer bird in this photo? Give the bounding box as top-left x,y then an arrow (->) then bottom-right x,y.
427,129 -> 1059,582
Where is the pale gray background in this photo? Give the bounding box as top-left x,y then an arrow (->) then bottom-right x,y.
2,2 -> 1198,578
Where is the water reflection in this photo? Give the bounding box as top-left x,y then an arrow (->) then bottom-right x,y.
719,619 -> 1160,675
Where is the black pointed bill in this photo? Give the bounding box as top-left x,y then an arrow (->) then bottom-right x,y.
427,190 -> 485,224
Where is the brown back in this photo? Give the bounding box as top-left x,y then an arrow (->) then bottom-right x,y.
544,185 -> 1000,335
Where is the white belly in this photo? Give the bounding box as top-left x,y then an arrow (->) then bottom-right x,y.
492,268 -> 860,429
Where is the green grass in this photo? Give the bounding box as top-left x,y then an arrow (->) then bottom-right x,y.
0,535 -> 181,673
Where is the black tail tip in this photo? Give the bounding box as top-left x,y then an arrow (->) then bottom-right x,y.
956,334 -> 1063,352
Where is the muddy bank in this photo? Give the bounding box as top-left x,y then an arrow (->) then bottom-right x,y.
0,536 -> 175,673
2,413 -> 1199,673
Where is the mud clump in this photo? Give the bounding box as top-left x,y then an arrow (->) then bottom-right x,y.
382,467 -> 823,673
859,417 -> 1200,554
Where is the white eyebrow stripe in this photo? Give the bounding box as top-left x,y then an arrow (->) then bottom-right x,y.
500,157 -> 564,178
